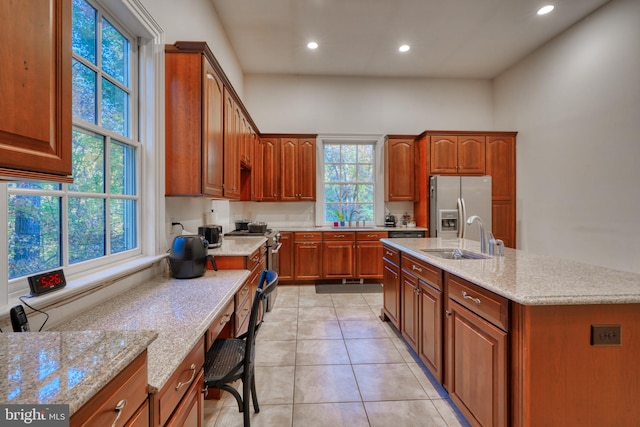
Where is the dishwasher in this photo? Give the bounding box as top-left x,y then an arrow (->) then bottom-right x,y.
387,230 -> 426,238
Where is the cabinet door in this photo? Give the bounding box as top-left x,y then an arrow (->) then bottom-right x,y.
356,240 -> 384,279
0,0 -> 72,181
165,369 -> 204,427
294,241 -> 323,279
255,138 -> 279,201
382,259 -> 400,329
400,272 -> 419,350
202,61 -> 224,197
457,135 -> 485,174
323,241 -> 355,279
430,136 -> 458,174
419,281 -> 443,383
278,232 -> 294,280
223,91 -> 240,199
280,138 -> 298,201
486,135 -> 516,248
446,300 -> 507,427
297,139 -> 316,201
385,139 -> 415,201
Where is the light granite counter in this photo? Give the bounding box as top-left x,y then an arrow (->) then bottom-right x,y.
277,225 -> 428,232
381,237 -> 640,305
0,330 -> 157,414
209,236 -> 266,256
53,269 -> 250,394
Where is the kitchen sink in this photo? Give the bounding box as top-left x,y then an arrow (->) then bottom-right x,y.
330,226 -> 377,230
420,248 -> 491,260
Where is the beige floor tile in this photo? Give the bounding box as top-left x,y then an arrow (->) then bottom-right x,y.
213,404 -> 293,427
353,363 -> 429,401
257,320 -> 297,342
364,400 -> 448,427
407,362 -> 448,399
331,294 -> 369,306
297,284 -> 318,295
255,340 -> 297,366
362,293 -> 383,307
275,293 -> 299,308
345,338 -> 406,364
432,398 -> 469,427
277,285 -> 301,295
340,320 -> 390,339
264,306 -> 298,322
292,402 -> 369,427
294,364 -> 361,403
298,293 -> 334,307
254,366 -> 295,405
297,306 -> 337,321
296,339 -> 350,365
297,320 -> 343,340
335,306 -> 379,321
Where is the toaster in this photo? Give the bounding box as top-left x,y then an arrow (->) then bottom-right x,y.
198,225 -> 223,248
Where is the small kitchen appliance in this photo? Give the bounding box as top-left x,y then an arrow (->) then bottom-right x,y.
198,225 -> 223,248
169,235 -> 217,279
384,214 -> 397,227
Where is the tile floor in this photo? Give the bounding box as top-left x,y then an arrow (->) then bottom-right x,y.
204,285 -> 470,426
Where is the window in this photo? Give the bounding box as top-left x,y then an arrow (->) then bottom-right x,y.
323,143 -> 375,223
6,0 -> 139,283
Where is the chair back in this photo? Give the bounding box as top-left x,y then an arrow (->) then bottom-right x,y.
244,270 -> 278,371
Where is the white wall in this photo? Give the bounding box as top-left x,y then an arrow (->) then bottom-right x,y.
244,75 -> 493,134
139,0 -> 244,96
493,0 -> 640,272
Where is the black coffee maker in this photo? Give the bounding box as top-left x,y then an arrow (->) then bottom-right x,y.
385,214 -> 397,227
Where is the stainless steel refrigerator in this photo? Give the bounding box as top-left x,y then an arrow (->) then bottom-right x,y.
429,175 -> 492,242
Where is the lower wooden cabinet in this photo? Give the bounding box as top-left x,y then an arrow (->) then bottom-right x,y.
418,280 -> 443,384
323,232 -> 355,279
165,369 -> 204,427
294,232 -> 323,280
381,244 -> 400,328
278,232 -> 293,280
445,273 -> 508,427
355,231 -> 387,278
400,269 -> 420,350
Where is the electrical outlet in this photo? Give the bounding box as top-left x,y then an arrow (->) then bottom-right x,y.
591,325 -> 621,346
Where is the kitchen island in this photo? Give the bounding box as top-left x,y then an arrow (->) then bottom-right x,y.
381,237 -> 640,427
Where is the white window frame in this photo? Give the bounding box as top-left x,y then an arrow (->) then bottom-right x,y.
0,0 -> 165,308
315,134 -> 386,227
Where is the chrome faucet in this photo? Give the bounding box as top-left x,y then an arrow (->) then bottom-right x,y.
348,210 -> 360,228
466,215 -> 488,254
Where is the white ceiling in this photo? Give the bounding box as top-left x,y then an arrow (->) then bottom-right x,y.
210,0 -> 611,79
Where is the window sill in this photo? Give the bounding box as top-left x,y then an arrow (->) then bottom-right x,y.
1,254 -> 168,319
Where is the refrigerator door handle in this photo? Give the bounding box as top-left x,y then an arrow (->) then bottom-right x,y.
457,197 -> 465,238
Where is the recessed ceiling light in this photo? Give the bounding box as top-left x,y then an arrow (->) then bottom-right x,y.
399,44 -> 410,53
307,41 -> 318,50
537,5 -> 555,15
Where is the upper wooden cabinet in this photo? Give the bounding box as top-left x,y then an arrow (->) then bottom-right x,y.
254,137 -> 279,201
223,89 -> 241,199
281,138 -> 316,201
430,135 -> 485,175
385,138 -> 415,201
165,43 -> 224,197
486,135 -> 517,248
0,0 -> 73,182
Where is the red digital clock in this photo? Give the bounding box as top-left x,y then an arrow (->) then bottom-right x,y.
27,269 -> 67,296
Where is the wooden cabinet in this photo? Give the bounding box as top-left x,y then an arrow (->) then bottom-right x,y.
0,0 -> 72,182
400,266 -> 420,350
486,135 -> 516,248
381,245 -> 401,329
235,280 -> 252,336
385,138 -> 415,201
280,138 -> 316,201
278,232 -> 294,281
165,369 -> 204,427
223,89 -> 241,199
165,43 -> 224,197
150,337 -> 205,427
254,138 -> 280,201
71,351 -> 148,427
355,231 -> 388,279
294,232 -> 323,280
430,134 -> 485,175
445,273 -> 508,427
323,232 -> 355,279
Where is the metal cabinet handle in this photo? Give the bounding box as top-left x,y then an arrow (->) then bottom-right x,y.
175,364 -> 196,391
219,313 -> 232,325
445,311 -> 452,318
462,291 -> 481,305
111,399 -> 127,427
334,234 -> 344,238
412,265 -> 423,272
385,251 -> 393,256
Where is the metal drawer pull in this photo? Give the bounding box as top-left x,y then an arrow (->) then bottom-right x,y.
412,265 -> 423,272
176,364 -> 196,391
334,234 -> 344,238
219,313 -> 232,325
462,291 -> 481,305
385,251 -> 393,256
111,399 -> 126,427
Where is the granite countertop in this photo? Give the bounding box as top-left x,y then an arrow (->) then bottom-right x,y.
53,269 -> 249,394
381,237 -> 640,306
277,226 -> 428,232
0,330 -> 157,414
209,236 -> 266,256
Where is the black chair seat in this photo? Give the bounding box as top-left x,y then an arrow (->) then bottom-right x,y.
203,338 -> 247,383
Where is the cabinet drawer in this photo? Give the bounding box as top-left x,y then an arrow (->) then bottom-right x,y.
206,299 -> 234,350
235,281 -> 251,308
71,351 -> 148,427
382,244 -> 400,266
401,254 -> 442,290
294,232 -> 323,241
150,337 -> 205,427
357,231 -> 388,241
235,283 -> 252,336
248,246 -> 266,271
126,401 -> 149,427
323,231 -> 355,241
447,273 -> 509,331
